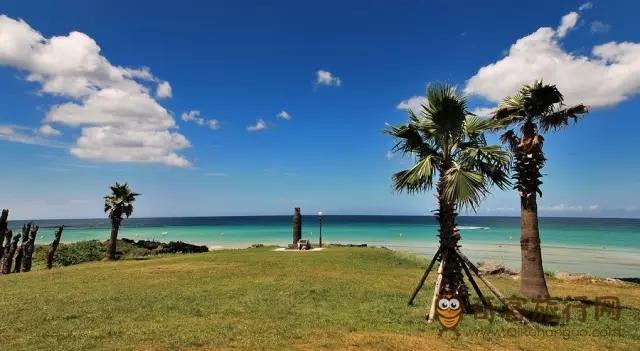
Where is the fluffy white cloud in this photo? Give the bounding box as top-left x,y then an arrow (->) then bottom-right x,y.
396,96 -> 426,113
316,70 -> 341,87
590,21 -> 611,33
276,110 -> 291,120
71,126 -> 190,167
556,12 -> 578,38
156,81 -> 172,98
464,10 -> 640,108
38,124 -> 61,136
0,14 -> 190,167
247,119 -> 267,132
181,110 -> 220,130
47,88 -> 175,129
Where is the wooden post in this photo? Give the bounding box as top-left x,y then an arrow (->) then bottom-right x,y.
427,249 -> 448,323
21,223 -> 39,272
0,209 -> 8,259
408,248 -> 440,306
46,226 -> 64,269
0,229 -> 13,260
292,208 -> 302,246
13,223 -> 30,273
455,248 -> 532,327
1,232 -> 18,275
455,251 -> 490,308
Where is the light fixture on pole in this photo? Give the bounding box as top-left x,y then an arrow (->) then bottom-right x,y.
317,211 -> 323,248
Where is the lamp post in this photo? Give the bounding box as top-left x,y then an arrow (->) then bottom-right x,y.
318,211 -> 323,248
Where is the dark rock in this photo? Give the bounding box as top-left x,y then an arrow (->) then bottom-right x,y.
476,260 -> 518,275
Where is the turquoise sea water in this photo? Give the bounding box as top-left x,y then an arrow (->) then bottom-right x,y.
8,216 -> 640,278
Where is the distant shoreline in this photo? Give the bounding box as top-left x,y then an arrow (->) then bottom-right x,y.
7,214 -> 640,221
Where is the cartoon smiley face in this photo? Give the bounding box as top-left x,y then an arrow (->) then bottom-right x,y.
436,294 -> 463,329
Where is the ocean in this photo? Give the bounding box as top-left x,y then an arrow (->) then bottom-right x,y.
6,215 -> 640,278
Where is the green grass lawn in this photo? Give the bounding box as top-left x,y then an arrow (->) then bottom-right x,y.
0,247 -> 639,350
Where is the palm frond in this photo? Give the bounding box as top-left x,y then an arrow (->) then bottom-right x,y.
385,124 -> 424,154
494,94 -> 526,122
463,115 -> 493,137
499,129 -> 520,151
392,155 -> 437,194
104,182 -> 139,220
423,83 -> 468,139
539,104 -> 589,132
442,164 -> 488,210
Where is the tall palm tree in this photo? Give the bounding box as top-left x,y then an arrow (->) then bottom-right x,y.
492,81 -> 588,298
387,84 -> 510,309
104,182 -> 140,260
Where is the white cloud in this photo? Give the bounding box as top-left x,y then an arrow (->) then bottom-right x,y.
464,10 -> 640,108
38,124 -> 61,136
539,203 -> 600,212
207,119 -> 220,130
590,21 -> 611,33
70,126 -> 191,167
315,70 -> 341,87
0,14 -> 190,167
181,110 -> 220,130
181,110 -> 204,125
556,12 -> 578,38
396,96 -> 426,113
579,2 -> 593,11
48,88 -> 175,129
470,106 -> 496,117
0,124 -> 64,147
385,150 -> 395,160
247,118 -> 267,132
156,81 -> 172,98
276,110 -> 291,120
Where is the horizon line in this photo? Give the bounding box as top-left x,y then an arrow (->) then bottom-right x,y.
6,214 -> 640,222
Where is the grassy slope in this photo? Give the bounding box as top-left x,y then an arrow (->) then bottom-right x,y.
0,247 -> 638,350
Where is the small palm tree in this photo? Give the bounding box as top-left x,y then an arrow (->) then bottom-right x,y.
493,81 -> 588,298
104,182 -> 140,260
387,84 -> 510,309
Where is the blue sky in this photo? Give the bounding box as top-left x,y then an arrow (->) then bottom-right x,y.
1,0 -> 639,219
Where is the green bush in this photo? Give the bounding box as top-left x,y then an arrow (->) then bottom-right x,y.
32,238 -> 207,268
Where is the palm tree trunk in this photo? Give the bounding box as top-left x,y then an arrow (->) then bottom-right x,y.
516,120 -> 550,299
107,218 -> 121,260
435,175 -> 471,310
519,194 -> 550,298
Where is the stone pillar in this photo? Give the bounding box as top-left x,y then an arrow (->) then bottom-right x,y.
292,207 -> 302,245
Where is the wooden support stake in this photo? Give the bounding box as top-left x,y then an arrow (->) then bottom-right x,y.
408,248 -> 440,306
427,249 -> 448,323
455,252 -> 490,308
455,248 -> 533,328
